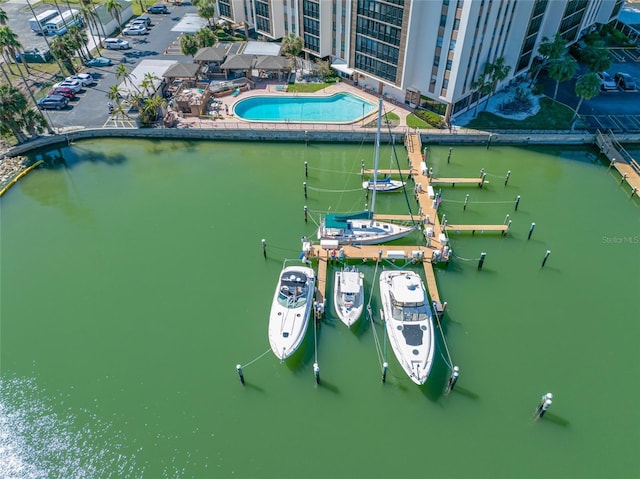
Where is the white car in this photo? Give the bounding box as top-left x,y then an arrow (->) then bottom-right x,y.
122,24 -> 148,35
66,73 -> 94,87
104,38 -> 131,50
597,72 -> 617,91
53,79 -> 82,93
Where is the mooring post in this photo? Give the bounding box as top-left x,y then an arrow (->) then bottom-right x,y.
382,361 -> 388,383
621,173 -> 627,185
361,160 -> 365,180
541,250 -> 551,268
236,364 -> 245,385
479,172 -> 486,188
487,134 -> 493,149
305,130 -> 309,146
261,239 -> 267,259
478,252 -> 486,270
535,393 -> 553,419
504,214 -> 510,225
313,362 -> 320,385
608,158 -> 615,170
463,194 -> 469,211
515,195 -> 521,211
528,222 -> 536,240
447,366 -> 459,393
304,205 -> 308,222
303,181 -> 307,199
505,170 -> 511,186
305,161 -> 308,177
632,187 -> 638,198
447,147 -> 452,164
480,168 -> 485,178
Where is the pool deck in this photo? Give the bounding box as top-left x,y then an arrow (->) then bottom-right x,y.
173,81 -> 412,130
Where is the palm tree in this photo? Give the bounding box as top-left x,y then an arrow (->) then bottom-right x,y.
105,0 -> 123,32
108,83 -> 124,103
0,7 -> 8,25
470,65 -> 492,117
68,24 -> 91,60
197,0 -> 216,27
580,40 -> 611,73
572,72 -> 601,124
194,27 -> 215,48
141,72 -> 160,96
483,56 -> 511,110
50,35 -> 76,75
0,26 -> 23,76
529,34 -> 566,86
281,33 -> 303,57
139,95 -> 167,126
20,108 -> 47,138
0,84 -> 29,142
547,55 -> 577,100
25,0 -> 66,72
115,63 -> 141,94
179,33 -> 198,57
79,4 -> 103,51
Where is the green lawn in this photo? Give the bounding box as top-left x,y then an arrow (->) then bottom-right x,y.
286,83 -> 332,93
463,97 -> 576,130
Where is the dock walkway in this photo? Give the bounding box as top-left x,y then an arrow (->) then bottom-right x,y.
596,130 -> 640,197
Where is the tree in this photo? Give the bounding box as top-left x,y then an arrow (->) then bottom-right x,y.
25,0 -> 66,72
80,4 -> 103,50
139,95 -> 167,127
0,26 -> 24,76
197,0 -> 217,27
547,55 -> 577,100
0,84 -> 47,142
105,0 -> 123,31
0,7 -> 8,25
484,56 -> 511,110
179,33 -> 198,57
580,41 -> 611,73
115,64 -> 141,96
50,35 -> 76,75
281,33 -> 303,57
470,64 -> 492,117
194,27 -> 215,48
530,34 -> 566,85
314,59 -> 333,80
67,24 -> 91,60
572,72 -> 600,124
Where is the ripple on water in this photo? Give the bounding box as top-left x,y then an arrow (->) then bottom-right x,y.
0,375 -> 145,479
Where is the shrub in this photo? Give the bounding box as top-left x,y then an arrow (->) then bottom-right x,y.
412,108 -> 447,128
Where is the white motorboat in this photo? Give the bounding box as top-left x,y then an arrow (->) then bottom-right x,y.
362,175 -> 405,192
379,270 -> 435,385
333,266 -> 364,327
268,265 -> 316,360
317,98 -> 416,245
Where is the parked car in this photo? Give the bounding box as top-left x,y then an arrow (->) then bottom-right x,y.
85,56 -> 112,67
66,73 -> 94,86
614,72 -> 636,91
37,95 -> 68,110
53,79 -> 82,93
147,4 -> 168,13
49,87 -> 76,99
597,72 -> 617,91
122,24 -> 148,35
104,38 -> 131,50
132,16 -> 152,26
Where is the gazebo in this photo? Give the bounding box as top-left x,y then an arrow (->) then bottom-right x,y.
219,54 -> 254,80
254,55 -> 292,80
194,44 -> 232,78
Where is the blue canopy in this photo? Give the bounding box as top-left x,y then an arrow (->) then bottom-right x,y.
324,211 -> 372,229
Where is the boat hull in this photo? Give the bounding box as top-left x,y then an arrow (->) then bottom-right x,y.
268,265 -> 316,360
333,268 -> 364,327
379,270 -> 435,385
318,217 -> 415,245
362,179 -> 405,192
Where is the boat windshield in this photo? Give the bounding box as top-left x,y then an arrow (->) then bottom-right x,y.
390,304 -> 429,322
278,274 -> 309,308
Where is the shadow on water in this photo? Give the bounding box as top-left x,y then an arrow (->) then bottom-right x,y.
32,143 -> 128,170
538,412 -> 571,427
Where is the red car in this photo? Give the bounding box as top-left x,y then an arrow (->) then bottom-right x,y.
49,87 -> 76,99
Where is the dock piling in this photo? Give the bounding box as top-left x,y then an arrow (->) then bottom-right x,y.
304,205 -> 308,222
478,252 -> 486,270
535,393 -> 553,419
303,181 -> 307,199
382,362 -> 388,383
447,147 -> 452,164
528,222 -> 536,240
463,194 -> 469,211
505,170 -> 511,186
446,366 -> 459,394
313,362 -> 320,385
541,250 -> 551,268
261,239 -> 267,259
515,195 -> 521,211
236,364 -> 245,385
305,161 -> 308,177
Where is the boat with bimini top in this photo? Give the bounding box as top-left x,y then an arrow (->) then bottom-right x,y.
268,264 -> 316,360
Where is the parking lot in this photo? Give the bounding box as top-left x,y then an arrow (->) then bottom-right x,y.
5,2 -> 198,130
541,46 -> 640,132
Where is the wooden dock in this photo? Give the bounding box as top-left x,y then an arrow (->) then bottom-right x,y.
596,130 -> 640,197
310,131 -> 509,318
363,168 -> 413,176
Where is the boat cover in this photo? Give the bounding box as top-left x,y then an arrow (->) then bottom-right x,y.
324,211 -> 373,229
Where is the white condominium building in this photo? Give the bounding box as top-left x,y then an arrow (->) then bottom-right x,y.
215,0 -> 624,121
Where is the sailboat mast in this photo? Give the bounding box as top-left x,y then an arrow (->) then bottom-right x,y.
371,97 -> 383,217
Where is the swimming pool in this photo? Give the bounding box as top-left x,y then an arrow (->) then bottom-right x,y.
233,93 -> 376,123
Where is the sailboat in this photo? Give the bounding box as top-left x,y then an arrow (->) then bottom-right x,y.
362,136 -> 406,192
317,98 -> 416,245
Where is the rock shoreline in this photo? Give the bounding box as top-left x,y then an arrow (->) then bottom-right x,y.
0,155 -> 31,192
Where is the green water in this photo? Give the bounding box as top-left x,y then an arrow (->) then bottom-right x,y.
1,139 -> 638,478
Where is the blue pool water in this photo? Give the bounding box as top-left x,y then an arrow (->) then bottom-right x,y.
233,93 -> 376,123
